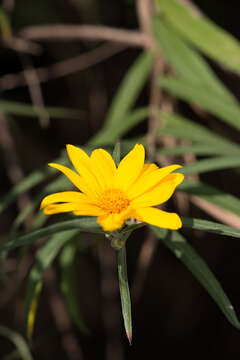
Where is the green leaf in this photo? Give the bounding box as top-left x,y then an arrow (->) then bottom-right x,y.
112,141 -> 121,166
179,156 -> 240,175
155,0 -> 240,74
90,107 -> 149,146
0,326 -> 33,360
89,51 -> 153,146
0,8 -> 11,39
25,230 -> 79,338
180,180 -> 240,217
59,240 -> 89,334
9,177 -> 70,239
0,163 -> 58,214
0,100 -> 85,119
158,113 -> 240,153
151,226 -> 240,329
159,76 -> 240,131
103,52 -> 153,128
182,217 -> 240,239
153,17 -> 236,104
118,245 -> 132,344
0,218 -> 102,252
157,144 -> 239,157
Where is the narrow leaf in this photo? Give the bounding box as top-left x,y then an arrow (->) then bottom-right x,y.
118,245 -> 132,344
153,17 -> 236,103
0,326 -> 33,360
159,113 -> 240,153
59,240 -> 89,334
90,107 -> 149,146
180,180 -> 240,217
179,156 -> 240,175
104,52 -> 153,128
112,142 -> 121,166
151,227 -> 240,329
157,144 -> 238,157
182,217 -> 240,239
0,100 -> 85,119
155,0 -> 240,74
159,76 -> 240,131
0,218 -> 102,252
25,230 -> 79,338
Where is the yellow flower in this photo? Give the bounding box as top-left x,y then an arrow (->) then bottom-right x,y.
40,144 -> 184,232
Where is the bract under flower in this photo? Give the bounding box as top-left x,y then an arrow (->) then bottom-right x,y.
40,144 -> 184,232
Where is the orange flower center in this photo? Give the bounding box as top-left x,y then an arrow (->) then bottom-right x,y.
99,189 -> 130,214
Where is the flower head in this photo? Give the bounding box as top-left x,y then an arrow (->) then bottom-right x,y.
40,144 -> 184,232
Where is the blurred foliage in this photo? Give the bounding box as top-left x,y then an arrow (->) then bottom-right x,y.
2,0 -> 240,359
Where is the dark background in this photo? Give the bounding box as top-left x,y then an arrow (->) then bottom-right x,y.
1,1 -> 240,359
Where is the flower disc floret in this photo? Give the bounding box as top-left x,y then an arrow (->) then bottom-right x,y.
40,144 -> 184,232
99,189 -> 130,214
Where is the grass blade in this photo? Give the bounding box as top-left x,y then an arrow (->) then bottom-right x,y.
25,230 -> 79,338
90,107 -> 149,146
118,245 -> 132,344
159,76 -> 240,131
0,100 -> 85,119
179,156 -> 240,175
104,52 -> 153,128
153,17 -> 236,103
0,326 -> 33,360
59,239 -> 89,334
112,142 -> 121,166
0,218 -> 102,253
155,0 -> 240,74
151,226 -> 240,329
158,113 -> 240,153
182,217 -> 240,239
157,144 -> 239,157
180,180 -> 240,217
89,51 -> 152,146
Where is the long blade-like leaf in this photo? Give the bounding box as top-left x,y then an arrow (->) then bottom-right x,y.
155,0 -> 240,74
180,180 -> 240,218
0,100 -> 85,119
157,144 -> 239,157
59,240 -> 89,334
118,245 -> 132,344
151,227 -> 240,329
90,51 -> 153,146
25,230 -> 79,338
179,156 -> 240,175
153,17 -> 236,103
182,217 -> 240,239
90,108 -> 149,146
159,76 -> 240,131
0,326 -> 33,360
0,218 -> 102,252
104,52 -> 153,128
158,113 -> 240,153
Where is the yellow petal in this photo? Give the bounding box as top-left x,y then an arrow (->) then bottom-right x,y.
138,163 -> 159,177
97,207 -> 133,232
43,203 -> 80,214
90,149 -> 116,189
134,207 -> 182,229
131,173 -> 184,207
115,144 -> 145,191
44,203 -> 106,216
127,164 -> 182,200
40,191 -> 89,209
66,144 -> 101,191
49,163 -> 98,201
73,205 -> 107,216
